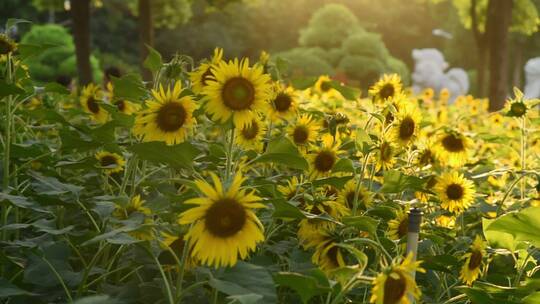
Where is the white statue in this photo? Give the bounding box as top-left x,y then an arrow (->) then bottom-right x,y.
524,57 -> 540,99
411,48 -> 469,102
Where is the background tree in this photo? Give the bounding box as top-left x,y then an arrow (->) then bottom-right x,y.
70,0 -> 93,85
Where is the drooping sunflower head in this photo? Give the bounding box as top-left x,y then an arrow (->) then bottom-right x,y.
505,87 -> 530,118
203,58 -> 272,129
434,172 -> 475,213
311,233 -> 346,272
269,86 -> 298,122
387,209 -> 409,240
80,83 -> 109,123
434,130 -> 472,167
369,74 -> 402,104
298,200 -> 350,246
133,82 -> 197,145
113,195 -> 151,220
313,75 -> 342,99
375,140 -> 397,171
460,235 -> 487,286
277,176 -> 305,203
235,117 -> 266,151
0,34 -> 16,55
287,114 -> 321,149
178,172 -> 265,268
309,134 -> 342,179
115,100 -> 141,115
95,151 -> 125,174
391,104 -> 422,147
338,179 -> 373,211
370,253 -> 424,304
158,231 -> 196,270
190,48 -> 224,94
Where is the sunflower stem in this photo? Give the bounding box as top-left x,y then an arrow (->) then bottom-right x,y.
520,116 -> 526,200
225,127 -> 235,182
143,244 -> 175,304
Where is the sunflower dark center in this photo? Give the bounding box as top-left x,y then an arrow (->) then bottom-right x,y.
201,68 -> 214,86
398,218 -> 408,238
379,83 -> 395,100
241,121 -> 259,140
87,97 -> 100,114
468,250 -> 482,270
273,93 -> 292,112
115,100 -> 126,112
156,102 -> 186,132
320,81 -> 332,92
293,126 -> 309,144
205,198 -> 246,238
510,102 -> 527,117
399,117 -> 415,141
446,183 -> 464,200
222,77 -> 255,111
100,155 -> 118,167
314,150 -> 335,172
346,191 -> 363,208
380,142 -> 393,161
383,272 -> 407,304
158,237 -> 186,265
326,245 -> 340,268
442,134 -> 465,152
419,149 -> 434,165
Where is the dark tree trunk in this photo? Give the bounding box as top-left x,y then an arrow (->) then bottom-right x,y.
71,0 -> 93,85
138,0 -> 154,81
470,0 -> 487,97
512,39 -> 524,89
486,0 -> 513,111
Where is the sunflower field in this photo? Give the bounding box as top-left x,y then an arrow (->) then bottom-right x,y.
2,18 -> 540,304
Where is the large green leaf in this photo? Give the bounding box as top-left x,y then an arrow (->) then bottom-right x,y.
0,193 -> 50,213
341,216 -> 379,236
273,272 -> 331,304
254,137 -> 308,170
111,74 -> 147,101
269,199 -> 305,220
379,170 -> 424,193
485,207 -> 540,248
483,218 -> 518,251
0,81 -> 25,98
0,278 -> 36,298
143,45 -> 163,73
128,141 -> 200,170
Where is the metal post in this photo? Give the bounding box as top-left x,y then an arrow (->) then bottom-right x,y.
406,207 -> 423,303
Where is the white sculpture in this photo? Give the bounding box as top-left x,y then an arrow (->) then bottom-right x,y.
411,48 -> 469,102
524,57 -> 540,99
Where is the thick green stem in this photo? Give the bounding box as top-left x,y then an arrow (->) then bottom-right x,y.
225,127 -> 235,182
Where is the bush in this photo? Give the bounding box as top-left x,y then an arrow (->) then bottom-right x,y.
275,47 -> 334,77
337,55 -> 386,88
21,24 -> 102,83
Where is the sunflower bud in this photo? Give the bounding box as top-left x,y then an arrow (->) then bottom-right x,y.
0,34 -> 16,55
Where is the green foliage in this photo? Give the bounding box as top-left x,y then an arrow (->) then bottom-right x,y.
128,0 -> 192,29
20,24 -> 102,83
274,48 -> 334,77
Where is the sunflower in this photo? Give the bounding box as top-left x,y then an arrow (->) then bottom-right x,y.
439,88 -> 450,103
235,117 -> 266,151
313,75 -> 342,99
338,179 -> 373,210
415,138 -> 437,168
114,100 -> 141,115
434,215 -> 455,229
434,172 -> 475,213
158,231 -> 196,270
268,86 -> 298,122
133,82 -> 197,145
190,48 -> 224,94
287,114 -> 320,149
277,176 -> 305,202
203,58 -> 272,129
113,195 -> 154,241
178,172 -> 265,268
391,104 -> 422,147
369,74 -> 402,104
434,130 -> 472,167
459,235 -> 487,285
312,233 -> 346,272
370,254 -> 424,304
375,140 -> 397,171
309,134 -> 342,179
95,151 -> 125,174
422,88 -> 434,101
387,209 -> 408,240
0,34 -> 16,55
80,83 -> 109,123
298,200 -> 349,247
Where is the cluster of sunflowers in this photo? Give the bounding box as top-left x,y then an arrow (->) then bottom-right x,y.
2,40 -> 540,303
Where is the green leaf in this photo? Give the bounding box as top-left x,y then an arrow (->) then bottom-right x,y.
312,176 -> 354,188
379,170 -> 424,193
111,74 -> 147,101
523,292 -> 540,304
227,294 -> 263,304
0,278 -> 36,298
269,199 -> 305,220
73,295 -> 120,304
128,141 -> 200,170
143,45 -> 163,73
333,158 -> 354,173
6,18 -> 31,30
44,82 -> 70,95
0,193 -> 50,213
483,218 -> 517,251
0,81 -> 25,98
273,272 -> 331,304
485,207 -> 540,248
17,43 -> 58,61
254,137 -> 308,170
290,76 -> 318,90
341,216 -> 379,236
330,81 -> 361,100
355,128 -> 373,154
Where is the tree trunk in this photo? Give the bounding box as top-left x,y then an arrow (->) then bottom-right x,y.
486,0 -> 513,111
138,0 -> 154,82
71,0 -> 93,85
477,45 -> 487,97
512,39 -> 524,89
